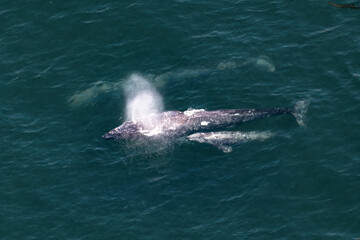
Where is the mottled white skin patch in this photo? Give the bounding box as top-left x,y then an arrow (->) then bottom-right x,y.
201,121 -> 209,126
139,126 -> 163,136
184,109 -> 205,116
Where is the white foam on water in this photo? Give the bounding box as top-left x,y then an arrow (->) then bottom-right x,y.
293,100 -> 310,127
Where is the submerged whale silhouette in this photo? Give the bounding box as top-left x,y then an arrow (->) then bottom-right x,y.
328,1 -> 360,9
102,101 -> 308,148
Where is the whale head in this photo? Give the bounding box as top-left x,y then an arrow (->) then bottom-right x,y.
102,121 -> 142,140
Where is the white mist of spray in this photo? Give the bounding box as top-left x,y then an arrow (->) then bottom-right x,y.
124,74 -> 164,121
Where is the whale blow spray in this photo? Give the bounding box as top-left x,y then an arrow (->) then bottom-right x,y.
124,74 -> 164,121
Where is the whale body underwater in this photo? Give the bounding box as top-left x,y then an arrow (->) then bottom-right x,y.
102,101 -> 308,151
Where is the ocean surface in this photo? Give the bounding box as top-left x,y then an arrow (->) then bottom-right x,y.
1,0 -> 360,239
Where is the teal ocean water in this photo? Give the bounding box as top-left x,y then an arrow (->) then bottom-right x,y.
1,1 -> 360,239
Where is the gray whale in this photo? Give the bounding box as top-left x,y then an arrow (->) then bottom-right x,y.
187,131 -> 275,153
102,101 -> 308,142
